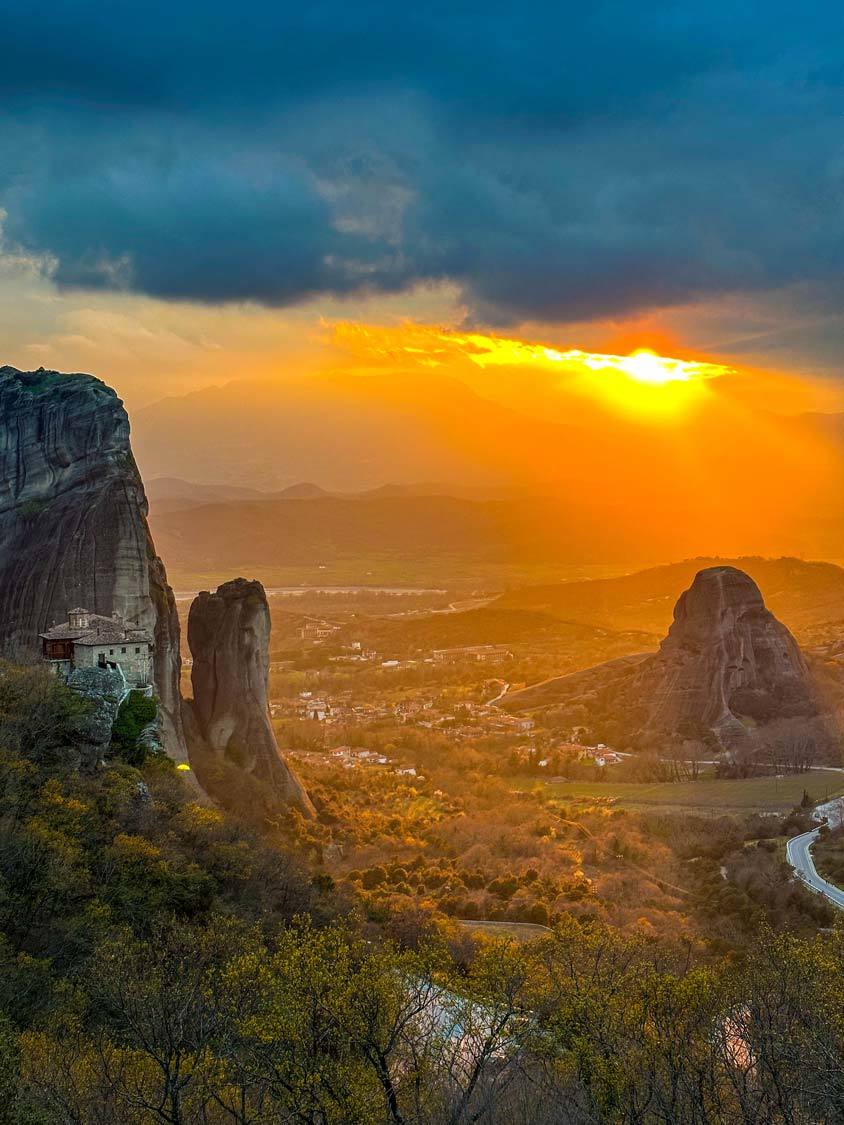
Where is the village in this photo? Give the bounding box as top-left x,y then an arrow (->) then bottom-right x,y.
265,617 -> 624,780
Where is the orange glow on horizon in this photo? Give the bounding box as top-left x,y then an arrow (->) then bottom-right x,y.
452,335 -> 731,384
329,322 -> 735,417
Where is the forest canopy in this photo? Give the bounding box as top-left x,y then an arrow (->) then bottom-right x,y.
0,664 -> 840,1122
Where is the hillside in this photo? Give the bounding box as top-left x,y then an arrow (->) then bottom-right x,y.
146,477 -> 533,517
134,372 -> 844,562
332,606 -> 658,660
0,661 -> 841,1121
146,477 -> 268,504
148,494 -> 671,583
495,556 -> 844,644
149,495 -> 844,596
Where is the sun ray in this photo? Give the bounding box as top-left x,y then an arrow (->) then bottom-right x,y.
328,321 -> 734,417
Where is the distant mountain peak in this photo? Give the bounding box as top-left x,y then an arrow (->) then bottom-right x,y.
274,482 -> 331,499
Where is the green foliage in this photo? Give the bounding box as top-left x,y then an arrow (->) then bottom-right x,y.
0,662 -> 89,767
0,1014 -> 19,1125
109,689 -> 159,766
1,660 -> 844,1121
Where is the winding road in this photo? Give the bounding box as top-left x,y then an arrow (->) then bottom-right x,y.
485,679 -> 510,705
786,798 -> 844,910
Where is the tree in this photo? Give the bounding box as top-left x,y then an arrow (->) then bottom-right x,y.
763,716 -> 825,775
0,661 -> 89,768
110,691 -> 159,766
72,918 -> 263,1125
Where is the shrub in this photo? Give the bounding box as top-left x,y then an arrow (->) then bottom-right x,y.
110,691 -> 159,766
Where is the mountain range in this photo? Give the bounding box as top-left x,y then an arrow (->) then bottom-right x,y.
144,476 -> 526,514
132,370 -> 844,562
148,479 -> 844,588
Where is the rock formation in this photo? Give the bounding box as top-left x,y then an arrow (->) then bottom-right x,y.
0,366 -> 185,758
639,566 -> 816,742
66,665 -> 128,771
504,566 -> 824,749
185,578 -> 314,818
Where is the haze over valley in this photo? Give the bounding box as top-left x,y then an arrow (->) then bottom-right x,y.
135,360 -> 844,577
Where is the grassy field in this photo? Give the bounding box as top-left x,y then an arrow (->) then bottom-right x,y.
517,771 -> 844,812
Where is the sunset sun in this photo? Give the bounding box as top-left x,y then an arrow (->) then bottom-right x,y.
613,348 -> 698,385
330,322 -> 732,417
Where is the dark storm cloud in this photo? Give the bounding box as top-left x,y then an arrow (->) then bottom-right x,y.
3,0 -> 844,322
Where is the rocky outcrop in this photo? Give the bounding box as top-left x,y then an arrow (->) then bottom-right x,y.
185,578 -> 314,818
0,366 -> 185,759
640,566 -> 816,742
504,566 -> 824,749
66,665 -> 128,771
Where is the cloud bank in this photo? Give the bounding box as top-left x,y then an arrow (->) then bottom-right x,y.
3,0 -> 844,325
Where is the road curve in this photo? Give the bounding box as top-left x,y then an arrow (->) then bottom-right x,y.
786,826 -> 844,910
486,680 -> 510,705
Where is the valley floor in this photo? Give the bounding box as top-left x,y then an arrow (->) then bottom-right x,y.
525,771 -> 844,812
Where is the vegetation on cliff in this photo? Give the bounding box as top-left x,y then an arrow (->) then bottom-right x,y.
0,663 -> 841,1122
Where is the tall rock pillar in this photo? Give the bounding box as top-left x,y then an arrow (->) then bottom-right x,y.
185,578 -> 315,818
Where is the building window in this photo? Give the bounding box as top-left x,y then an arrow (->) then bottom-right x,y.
135,647 -> 140,654
109,649 -> 114,655
121,647 -> 126,654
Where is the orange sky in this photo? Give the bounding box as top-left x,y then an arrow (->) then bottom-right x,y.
3,256 -> 842,560
1,255 -> 842,416
325,318 -> 842,423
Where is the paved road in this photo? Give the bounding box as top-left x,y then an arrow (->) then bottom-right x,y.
786,797 -> 844,910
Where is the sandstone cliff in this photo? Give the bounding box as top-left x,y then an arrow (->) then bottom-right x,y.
503,566 -> 824,750
0,366 -> 185,758
185,578 -> 314,818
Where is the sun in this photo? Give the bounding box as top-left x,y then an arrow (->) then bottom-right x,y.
329,321 -> 733,417
540,344 -> 729,388
445,335 -> 732,414
547,344 -> 728,415
620,349 -> 692,386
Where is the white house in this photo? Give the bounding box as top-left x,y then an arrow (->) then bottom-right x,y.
40,608 -> 153,688
305,700 -> 330,722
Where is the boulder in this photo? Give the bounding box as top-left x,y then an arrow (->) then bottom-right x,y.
66,664 -> 127,771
